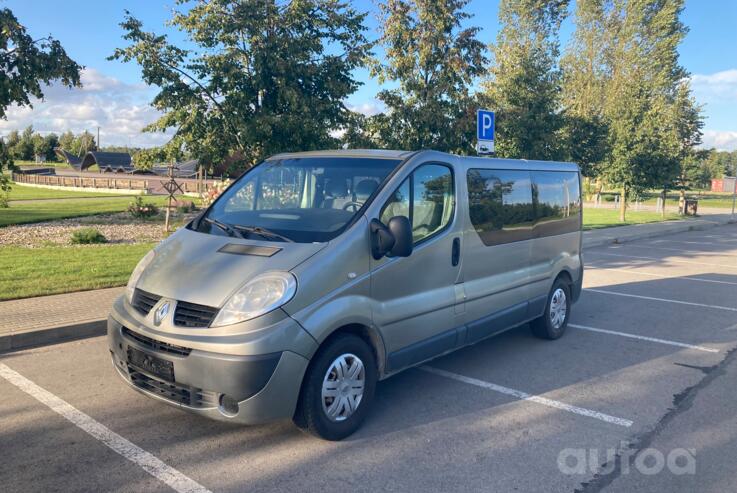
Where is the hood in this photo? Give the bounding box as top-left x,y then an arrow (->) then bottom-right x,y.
136,227 -> 325,307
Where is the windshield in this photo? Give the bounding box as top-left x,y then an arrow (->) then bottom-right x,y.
198,157 -> 402,243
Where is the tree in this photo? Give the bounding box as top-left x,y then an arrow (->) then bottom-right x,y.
110,0 -> 371,172
600,0 -> 701,221
58,131 -> 75,153
483,0 -> 569,160
0,7 -> 82,202
366,0 -> 487,153
43,133 -> 59,161
32,133 -> 48,161
669,80 -> 704,212
0,8 -> 82,117
560,0 -> 609,178
11,125 -> 34,160
73,130 -> 96,156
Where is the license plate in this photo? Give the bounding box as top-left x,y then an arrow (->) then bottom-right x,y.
127,347 -> 174,382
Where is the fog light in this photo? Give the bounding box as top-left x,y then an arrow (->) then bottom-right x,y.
218,394 -> 239,417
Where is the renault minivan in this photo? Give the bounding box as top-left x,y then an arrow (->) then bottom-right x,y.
108,149 -> 583,440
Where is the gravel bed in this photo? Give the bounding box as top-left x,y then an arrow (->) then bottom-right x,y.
0,212 -> 196,247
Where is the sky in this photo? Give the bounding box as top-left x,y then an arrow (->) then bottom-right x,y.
2,0 -> 736,150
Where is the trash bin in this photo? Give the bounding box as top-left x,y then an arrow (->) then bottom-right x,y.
680,198 -> 698,216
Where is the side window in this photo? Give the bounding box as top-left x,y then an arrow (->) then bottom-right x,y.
531,171 -> 581,237
380,164 -> 455,245
467,169 -> 534,246
380,177 -> 409,224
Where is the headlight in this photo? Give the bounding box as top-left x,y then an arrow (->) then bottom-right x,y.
126,249 -> 155,304
211,272 -> 297,327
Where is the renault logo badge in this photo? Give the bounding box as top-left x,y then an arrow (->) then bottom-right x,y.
154,301 -> 171,326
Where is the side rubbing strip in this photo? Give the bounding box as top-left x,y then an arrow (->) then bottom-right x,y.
218,244 -> 281,257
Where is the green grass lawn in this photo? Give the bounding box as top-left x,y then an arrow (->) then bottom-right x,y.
0,195 -> 177,227
583,208 -> 682,230
597,191 -> 736,209
8,183 -> 132,201
0,243 -> 154,300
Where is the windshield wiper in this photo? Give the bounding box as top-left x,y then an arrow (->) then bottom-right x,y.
233,225 -> 294,243
203,217 -> 244,239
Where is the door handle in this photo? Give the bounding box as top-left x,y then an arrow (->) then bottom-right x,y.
452,237 -> 460,266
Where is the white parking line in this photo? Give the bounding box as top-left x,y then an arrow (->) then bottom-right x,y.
585,267 -> 737,286
569,324 -> 719,353
418,366 -> 633,427
585,288 -> 737,312
0,363 -> 211,493
650,239 -> 737,246
588,251 -> 737,269
616,243 -> 737,257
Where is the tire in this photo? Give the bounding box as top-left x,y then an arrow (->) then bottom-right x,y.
531,278 -> 571,340
293,334 -> 377,440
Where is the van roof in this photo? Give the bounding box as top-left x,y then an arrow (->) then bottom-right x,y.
267,149 -> 579,172
267,149 -> 417,160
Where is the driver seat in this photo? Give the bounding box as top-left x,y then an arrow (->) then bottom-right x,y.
354,179 -> 378,206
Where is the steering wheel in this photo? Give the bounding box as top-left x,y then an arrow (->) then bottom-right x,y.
342,201 -> 363,212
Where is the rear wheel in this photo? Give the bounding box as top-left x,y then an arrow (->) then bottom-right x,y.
293,334 -> 377,440
531,278 -> 571,340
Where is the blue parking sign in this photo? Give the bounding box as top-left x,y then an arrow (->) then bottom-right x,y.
476,110 -> 495,154
477,110 -> 495,141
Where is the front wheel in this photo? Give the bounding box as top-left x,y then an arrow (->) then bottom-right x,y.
531,279 -> 571,340
293,334 -> 377,440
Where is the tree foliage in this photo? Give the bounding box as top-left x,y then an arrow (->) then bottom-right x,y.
483,0 -> 569,160
597,0 -> 701,219
110,0 -> 371,172
560,0 -> 609,177
0,8 -> 82,119
355,0 -> 487,153
0,7 -> 81,203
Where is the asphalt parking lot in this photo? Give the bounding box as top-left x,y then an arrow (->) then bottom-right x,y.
2,224 -> 737,493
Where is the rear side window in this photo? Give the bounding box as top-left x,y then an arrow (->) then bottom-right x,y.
466,169 -> 534,246
467,168 -> 581,246
531,171 -> 581,237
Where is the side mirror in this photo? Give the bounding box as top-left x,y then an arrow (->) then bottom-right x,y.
387,216 -> 413,257
369,217 -> 413,259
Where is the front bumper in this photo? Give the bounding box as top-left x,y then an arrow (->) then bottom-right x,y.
107,297 -> 316,424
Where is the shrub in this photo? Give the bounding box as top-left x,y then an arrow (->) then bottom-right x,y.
71,228 -> 107,244
128,196 -> 159,219
0,175 -> 10,208
175,200 -> 195,214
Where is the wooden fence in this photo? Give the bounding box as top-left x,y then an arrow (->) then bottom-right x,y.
12,171 -> 149,190
11,171 -> 213,194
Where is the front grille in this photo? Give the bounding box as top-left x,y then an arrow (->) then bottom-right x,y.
174,301 -> 219,327
127,366 -> 218,408
122,327 -> 191,356
131,289 -> 161,316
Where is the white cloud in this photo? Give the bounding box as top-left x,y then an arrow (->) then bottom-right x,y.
0,68 -> 172,148
690,69 -> 737,103
701,130 -> 737,152
347,100 -> 385,117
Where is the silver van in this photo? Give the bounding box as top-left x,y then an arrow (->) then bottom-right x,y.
108,150 -> 583,440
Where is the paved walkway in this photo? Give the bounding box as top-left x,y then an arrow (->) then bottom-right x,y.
0,287 -> 123,350
0,212 -> 734,350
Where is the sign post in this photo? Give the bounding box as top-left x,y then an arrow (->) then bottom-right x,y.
476,109 -> 495,155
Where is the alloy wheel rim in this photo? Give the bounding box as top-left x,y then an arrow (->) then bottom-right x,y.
549,288 -> 567,329
321,353 -> 365,422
